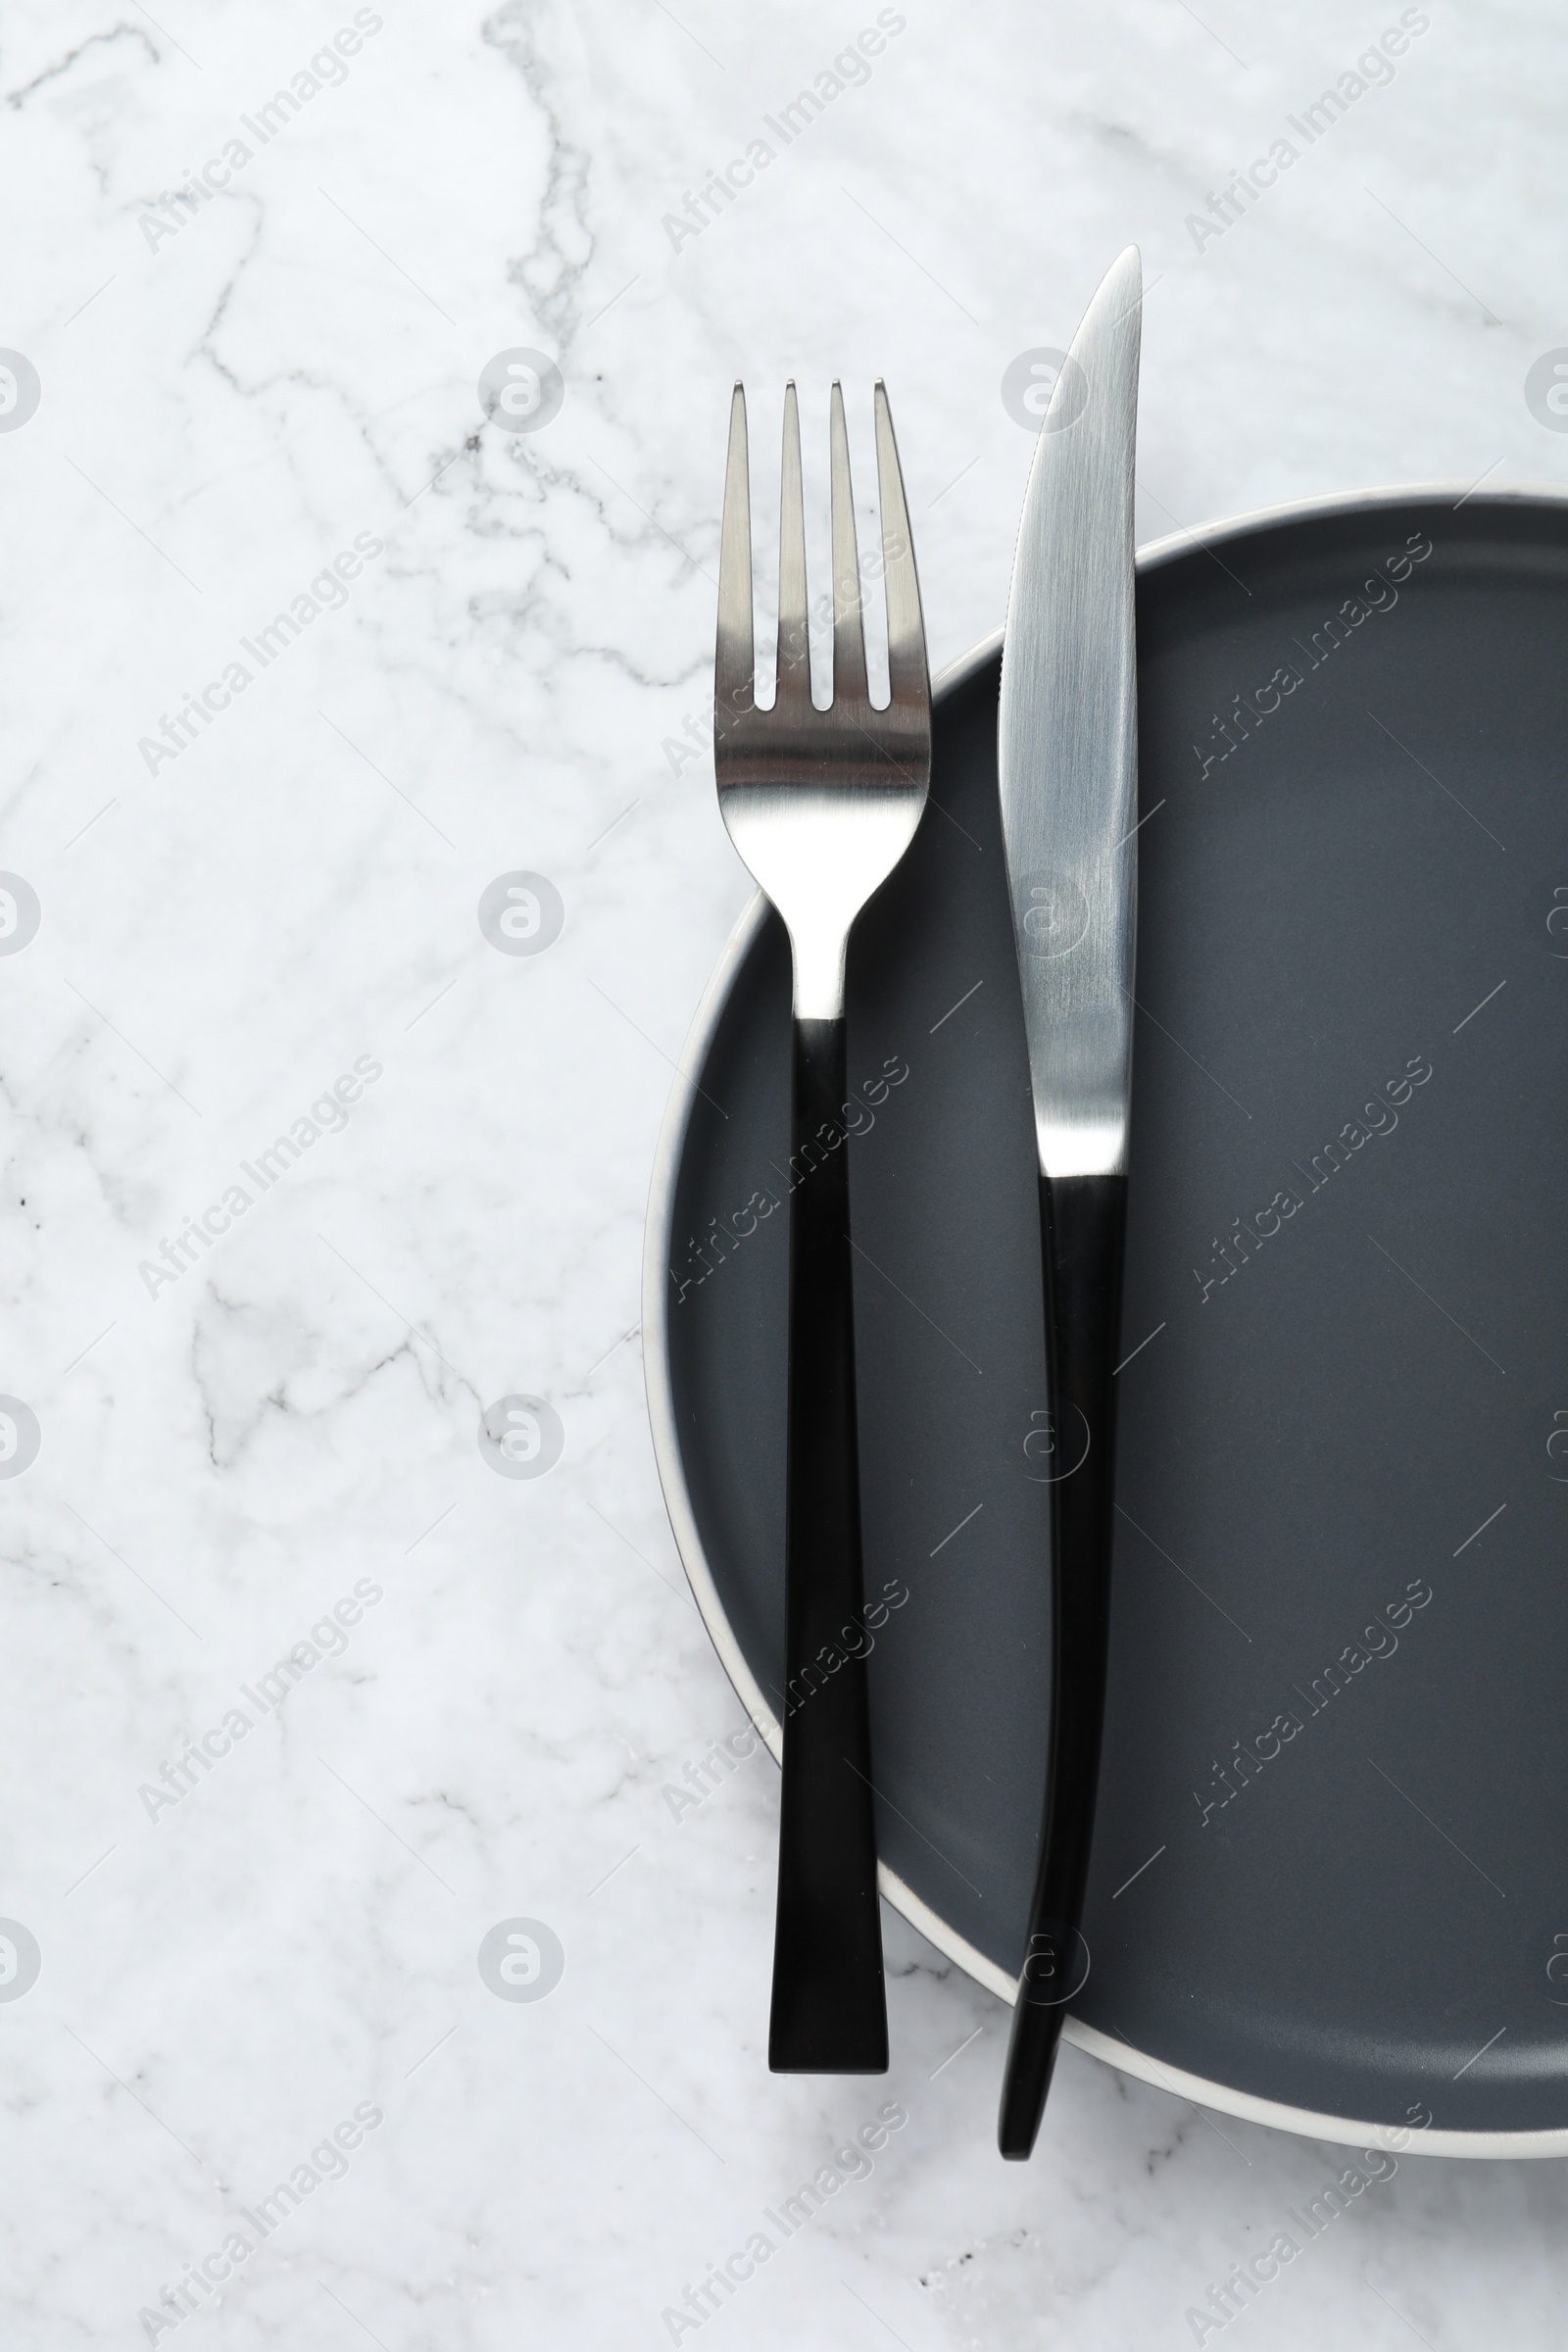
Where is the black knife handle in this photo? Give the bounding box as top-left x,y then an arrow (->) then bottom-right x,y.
768,1013 -> 889,2073
999,1170 -> 1127,2156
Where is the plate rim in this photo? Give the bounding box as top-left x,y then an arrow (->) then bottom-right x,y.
641,483 -> 1568,2159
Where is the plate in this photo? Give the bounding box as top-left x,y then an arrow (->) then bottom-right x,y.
644,489 -> 1568,2155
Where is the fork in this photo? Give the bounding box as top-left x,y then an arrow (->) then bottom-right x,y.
715,379 -> 931,2072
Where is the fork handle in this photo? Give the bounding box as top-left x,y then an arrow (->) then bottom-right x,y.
768,1013 -> 889,2074
999,1172 -> 1127,2155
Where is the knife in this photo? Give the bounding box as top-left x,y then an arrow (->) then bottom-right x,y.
995,246 -> 1143,2159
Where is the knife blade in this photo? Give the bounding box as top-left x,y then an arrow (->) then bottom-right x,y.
995,246 -> 1142,2158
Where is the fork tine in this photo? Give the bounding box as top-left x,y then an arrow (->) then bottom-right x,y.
873,381 -> 927,710
715,383 -> 755,735
775,381 -> 811,710
828,382 -> 867,710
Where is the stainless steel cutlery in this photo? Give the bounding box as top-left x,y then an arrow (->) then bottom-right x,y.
707,256 -> 1138,2120
714,378 -> 931,2071
995,245 -> 1143,2156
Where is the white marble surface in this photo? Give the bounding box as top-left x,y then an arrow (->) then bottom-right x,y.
2,0 -> 1566,2343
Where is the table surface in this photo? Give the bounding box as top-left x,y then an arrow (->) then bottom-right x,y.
3,2 -> 1564,2345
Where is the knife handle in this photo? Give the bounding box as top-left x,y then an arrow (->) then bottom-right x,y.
768,1013 -> 889,2074
999,1171 -> 1127,2156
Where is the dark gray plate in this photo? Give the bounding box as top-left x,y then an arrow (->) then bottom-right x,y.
645,489 -> 1568,2153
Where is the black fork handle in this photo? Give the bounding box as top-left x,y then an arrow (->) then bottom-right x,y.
768,1014 -> 888,2073
999,1171 -> 1127,2155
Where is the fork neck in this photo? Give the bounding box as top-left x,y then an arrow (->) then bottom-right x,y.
789,928 -> 848,1022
